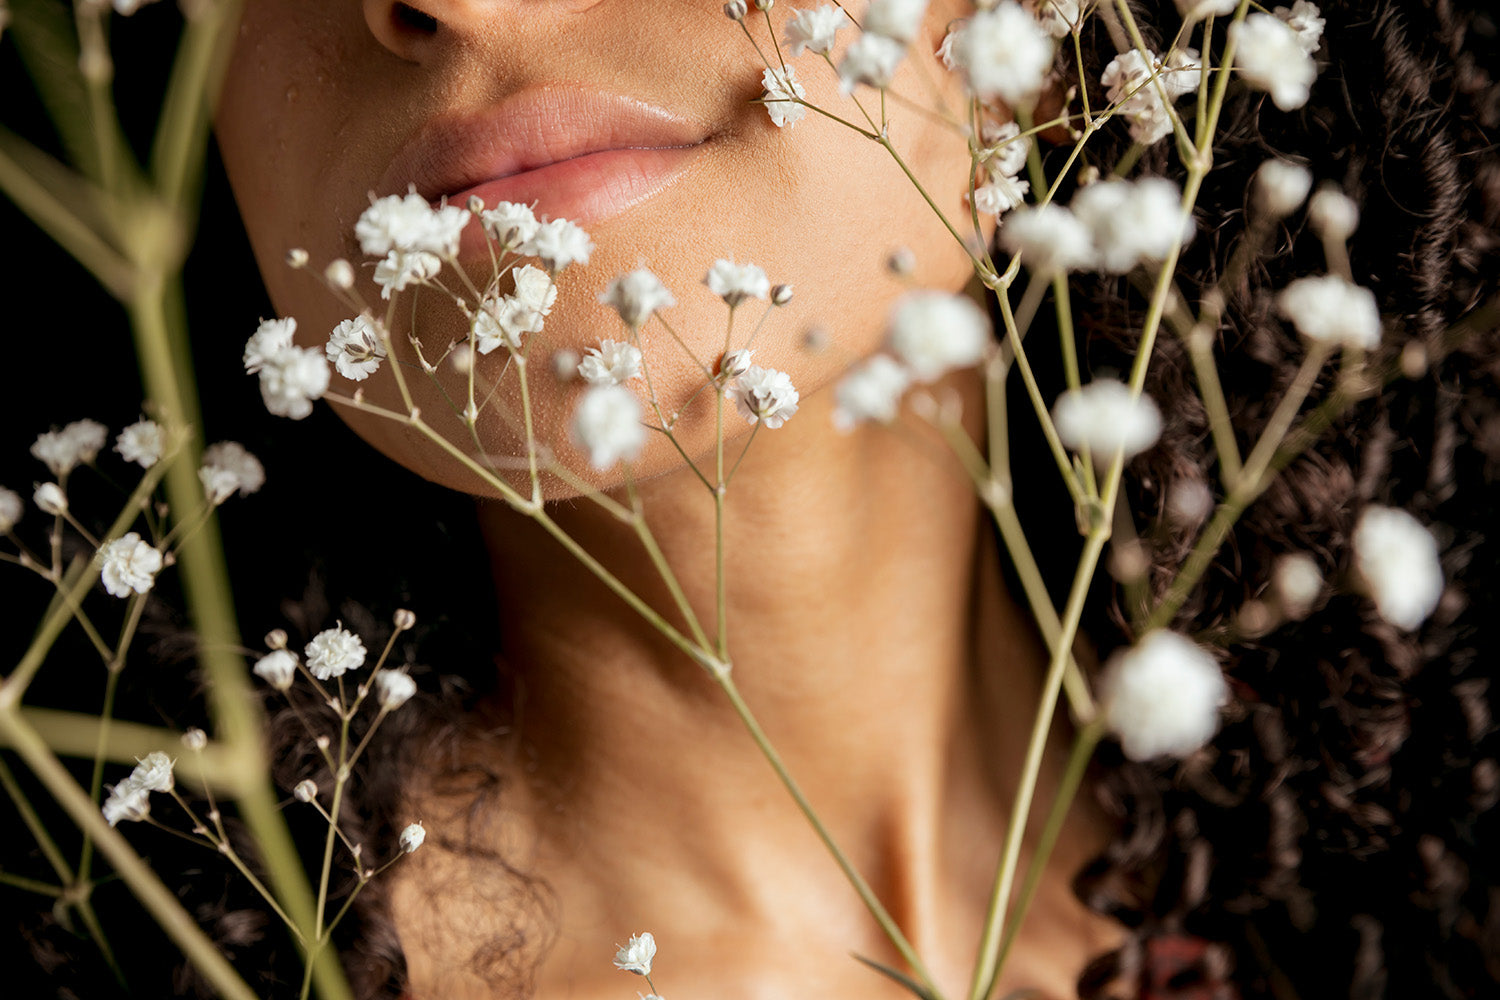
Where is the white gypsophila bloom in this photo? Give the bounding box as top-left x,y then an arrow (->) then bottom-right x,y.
124,751 -> 174,794
294,779 -> 318,803
243,317 -> 297,374
1274,0 -> 1325,55
1353,506 -> 1444,630
252,649 -> 298,691
480,201 -> 540,247
99,532 -> 164,598
832,355 -> 911,431
980,121 -> 1031,179
374,249 -> 442,299
102,784 -> 150,827
373,669 -> 417,711
971,173 -> 1030,219
1308,186 -> 1359,241
114,418 -> 165,469
761,65 -> 807,128
304,626 -> 368,681
1228,13 -> 1317,111
33,482 -> 66,515
950,3 -> 1054,104
599,268 -> 675,328
886,290 -> 991,382
1101,48 -> 1200,147
31,419 -> 109,478
838,32 -> 906,92
705,258 -> 771,306
182,727 -> 207,752
721,348 -> 755,378
551,348 -> 580,381
1255,158 -> 1313,218
1273,552 -> 1323,618
864,0 -> 927,43
399,821 -> 426,854
1100,631 -> 1228,760
199,441 -> 265,502
783,3 -> 848,55
1051,379 -> 1162,461
258,346 -> 331,420
1033,0 -> 1082,39
936,23 -> 961,69
522,217 -> 594,272
472,295 -> 530,354
1174,0 -> 1236,20
0,487 -> 21,533
572,384 -> 646,470
512,263 -> 559,318
1275,274 -> 1381,349
579,339 -> 644,386
613,932 -> 656,976
356,189 -> 470,258
728,365 -> 801,428
325,315 -> 387,381
999,203 -> 1095,274
1166,478 -> 1214,529
1071,177 -> 1193,273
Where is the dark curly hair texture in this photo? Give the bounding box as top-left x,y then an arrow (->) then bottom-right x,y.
5,0 -> 1498,998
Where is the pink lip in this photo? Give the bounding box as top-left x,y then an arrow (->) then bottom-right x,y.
376,87 -> 707,232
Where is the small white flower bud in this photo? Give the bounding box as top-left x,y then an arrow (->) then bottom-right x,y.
720,349 -> 754,378
551,348 -> 581,382
393,608 -> 416,631
285,248 -> 310,269
372,669 -> 417,710
1308,186 -> 1359,242
449,343 -> 474,374
754,0 -> 772,10
1272,553 -> 1323,619
264,628 -> 288,650
466,194 -> 485,214
724,0 -> 747,19
252,649 -> 298,691
33,482 -> 67,515
398,821 -> 426,854
771,283 -> 794,306
181,727 -> 207,752
1255,159 -> 1313,219
315,734 -> 331,750
293,779 -> 318,803
325,259 -> 356,290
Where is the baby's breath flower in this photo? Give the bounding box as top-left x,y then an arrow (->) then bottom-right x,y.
114,418 -> 165,469
1174,0 -> 1236,21
1166,478 -> 1214,530
864,0 -> 927,43
257,345 -> 331,419
474,294 -> 540,354
579,340 -> 644,386
1275,275 -> 1381,349
124,751 -> 175,794
551,348 -> 581,381
356,188 -> 470,257
373,669 -> 417,710
999,204 -> 1094,274
182,727 -> 208,752
0,487 -> 22,533
99,532 -> 163,598
326,315 -> 387,381
199,441 -> 265,502
1274,0 -> 1325,54
294,779 -> 318,803
833,355 -> 911,430
1034,0 -> 1083,37
886,291 -> 991,382
1228,13 -> 1317,111
728,366 -> 800,428
838,32 -> 906,92
285,247 -> 310,269
1051,379 -> 1162,461
1307,186 -> 1359,241
253,649 -> 298,691
724,0 -> 747,20
243,317 -> 297,374
783,4 -> 848,55
771,283 -> 794,306
33,482 -> 67,515
613,932 -> 657,976
979,121 -> 1031,180
1100,48 -> 1199,146
32,419 -> 108,477
949,3 -> 1054,104
1071,177 -> 1192,273
325,259 -> 356,290
970,173 -> 1030,219
373,249 -> 442,299
721,348 -> 755,378
305,626 -> 367,681
522,217 -> 594,272
1272,552 -> 1323,619
1353,506 -> 1443,630
761,65 -> 807,128
1100,631 -> 1228,760
572,385 -> 646,470
513,264 -> 559,318
600,268 -> 675,328
705,259 -> 770,306
393,608 -> 417,631
481,201 -> 540,247
398,822 -> 426,854
102,784 -> 150,827
1255,159 -> 1313,218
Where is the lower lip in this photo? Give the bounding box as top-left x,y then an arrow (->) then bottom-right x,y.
451,145 -> 699,243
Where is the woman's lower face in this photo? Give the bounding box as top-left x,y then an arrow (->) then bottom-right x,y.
215,0 -> 985,495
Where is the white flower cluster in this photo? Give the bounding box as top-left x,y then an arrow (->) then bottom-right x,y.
579,340 -> 644,386
325,315 -> 387,381
1101,631 -> 1228,760
304,625 -> 368,681
599,268 -> 675,329
243,317 -> 330,420
783,4 -> 849,57
1275,274 -> 1381,349
474,264 -> 558,355
613,932 -> 657,975
115,418 -> 165,469
572,385 -> 646,470
99,532 -> 164,598
1101,47 -> 1201,146
944,2 -> 1055,105
1229,5 -> 1323,111
1352,506 -> 1443,630
830,0 -> 930,92
728,366 -> 801,428
1002,176 -> 1192,275
705,258 -> 770,307
1051,379 -> 1163,463
32,419 -> 107,478
761,65 -> 807,128
970,121 -> 1032,222
199,441 -> 266,504
101,750 -> 175,827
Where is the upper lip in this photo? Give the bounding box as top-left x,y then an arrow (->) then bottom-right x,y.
377,87 -> 708,204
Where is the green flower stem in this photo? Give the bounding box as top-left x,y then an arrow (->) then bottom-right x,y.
994,288 -> 1087,505
11,706 -> 236,790
149,0 -> 243,215
0,754 -> 73,885
76,665 -> 123,885
0,870 -> 64,897
715,671 -> 946,1000
624,476 -> 714,655
880,136 -> 992,280
1234,343 -> 1333,494
0,706 -> 259,1000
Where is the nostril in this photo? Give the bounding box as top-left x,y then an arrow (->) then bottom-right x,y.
391,3 -> 438,34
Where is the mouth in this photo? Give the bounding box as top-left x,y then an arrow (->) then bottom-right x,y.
376,87 -> 708,233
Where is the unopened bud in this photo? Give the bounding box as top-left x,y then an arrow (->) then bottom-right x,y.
550,348 -> 580,382
724,0 -> 747,19
721,349 -> 754,378
293,779 -> 318,803
181,728 -> 208,752
264,628 -> 288,651
315,735 -> 331,751
467,194 -> 484,214
771,283 -> 794,306
393,608 -> 416,631
325,259 -> 355,290
754,0 -> 772,9
285,248 -> 310,269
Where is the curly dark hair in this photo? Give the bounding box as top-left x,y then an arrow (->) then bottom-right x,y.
4,0 -> 1498,998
